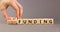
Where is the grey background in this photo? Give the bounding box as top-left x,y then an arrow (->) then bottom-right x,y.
0,0 -> 60,32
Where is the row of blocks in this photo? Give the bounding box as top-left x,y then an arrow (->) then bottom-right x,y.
7,18 -> 54,25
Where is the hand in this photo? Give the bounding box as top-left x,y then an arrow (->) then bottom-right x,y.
6,17 -> 17,20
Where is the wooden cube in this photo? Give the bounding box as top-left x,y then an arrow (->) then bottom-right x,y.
7,20 -> 18,25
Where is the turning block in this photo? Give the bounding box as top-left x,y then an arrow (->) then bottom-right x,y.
7,20 -> 18,25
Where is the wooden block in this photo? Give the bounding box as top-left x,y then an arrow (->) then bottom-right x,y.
7,20 -> 18,25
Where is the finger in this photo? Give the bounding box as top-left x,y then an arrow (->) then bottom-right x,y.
16,1 -> 23,18
9,2 -> 20,19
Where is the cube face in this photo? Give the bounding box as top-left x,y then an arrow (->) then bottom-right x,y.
7,20 -> 18,25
